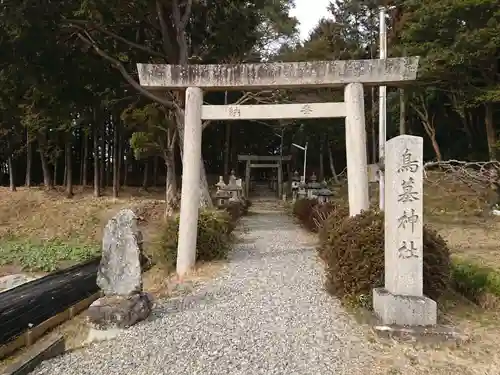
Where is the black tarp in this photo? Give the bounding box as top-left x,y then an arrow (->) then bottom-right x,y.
0,257 -> 101,345
0,254 -> 150,346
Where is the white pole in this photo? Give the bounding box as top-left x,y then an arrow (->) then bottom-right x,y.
176,87 -> 203,278
345,83 -> 369,216
378,7 -> 387,211
303,142 -> 308,182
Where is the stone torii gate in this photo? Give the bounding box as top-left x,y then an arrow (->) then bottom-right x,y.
237,155 -> 293,198
137,57 -> 419,277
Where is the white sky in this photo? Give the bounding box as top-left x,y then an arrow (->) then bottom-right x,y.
290,0 -> 332,40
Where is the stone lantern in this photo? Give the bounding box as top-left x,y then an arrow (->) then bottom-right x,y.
307,172 -> 322,199
297,175 -> 307,200
269,172 -> 277,191
214,176 -> 230,207
236,178 -> 245,199
316,188 -> 335,204
226,171 -> 241,202
215,176 -> 226,191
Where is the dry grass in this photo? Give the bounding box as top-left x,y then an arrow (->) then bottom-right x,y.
366,306 -> 500,375
0,186 -> 166,243
0,186 -> 167,273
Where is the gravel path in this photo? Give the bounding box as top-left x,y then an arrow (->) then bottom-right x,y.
33,199 -> 375,375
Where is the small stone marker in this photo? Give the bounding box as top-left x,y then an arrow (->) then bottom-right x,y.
373,135 -> 437,326
87,209 -> 153,333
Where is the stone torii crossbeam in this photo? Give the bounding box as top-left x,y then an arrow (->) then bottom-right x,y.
137,57 -> 420,278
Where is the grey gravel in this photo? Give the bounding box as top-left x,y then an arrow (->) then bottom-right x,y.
32,200 -> 375,375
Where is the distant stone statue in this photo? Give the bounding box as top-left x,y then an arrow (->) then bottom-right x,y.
86,209 -> 153,331
229,170 -> 237,185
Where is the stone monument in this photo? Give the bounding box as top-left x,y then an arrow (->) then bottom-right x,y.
86,209 -> 153,332
373,135 -> 437,326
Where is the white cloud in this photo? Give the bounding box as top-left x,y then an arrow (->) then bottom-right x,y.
290,0 -> 332,40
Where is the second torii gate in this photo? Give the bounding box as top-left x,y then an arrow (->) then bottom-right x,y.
237,154 -> 292,198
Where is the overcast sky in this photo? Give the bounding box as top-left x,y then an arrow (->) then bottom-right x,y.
290,0 -> 332,40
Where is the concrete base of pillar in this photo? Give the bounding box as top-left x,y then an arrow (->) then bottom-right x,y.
373,287 -> 437,326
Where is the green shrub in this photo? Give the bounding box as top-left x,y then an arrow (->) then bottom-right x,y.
153,209 -> 234,271
321,209 -> 451,305
451,258 -> 500,307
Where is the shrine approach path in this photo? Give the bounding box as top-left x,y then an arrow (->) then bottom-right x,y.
32,197 -> 376,375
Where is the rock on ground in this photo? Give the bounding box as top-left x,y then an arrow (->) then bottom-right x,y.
33,199 -> 376,375
86,293 -> 153,330
98,209 -> 143,296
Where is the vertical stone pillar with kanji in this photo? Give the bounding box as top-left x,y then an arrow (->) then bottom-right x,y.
373,135 -> 437,326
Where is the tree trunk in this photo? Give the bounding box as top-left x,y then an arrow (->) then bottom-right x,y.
319,138 -> 324,181
112,121 -> 119,198
65,134 -> 73,197
421,120 -> 442,161
63,151 -> 67,186
100,124 -> 105,189
93,120 -> 101,197
54,160 -> 58,186
82,130 -> 89,186
8,153 -> 16,192
164,152 -> 177,217
485,102 -> 497,160
38,135 -> 53,189
106,127 -> 112,187
153,156 -> 158,187
411,98 -> 442,161
25,134 -> 32,187
142,160 -> 149,190
117,128 -> 123,189
327,142 -> 339,184
80,131 -> 84,185
428,129 -> 443,161
399,88 -> 406,135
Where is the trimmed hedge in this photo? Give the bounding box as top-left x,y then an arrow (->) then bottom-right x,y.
292,198 -> 451,307
321,210 -> 451,305
292,197 -> 500,309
